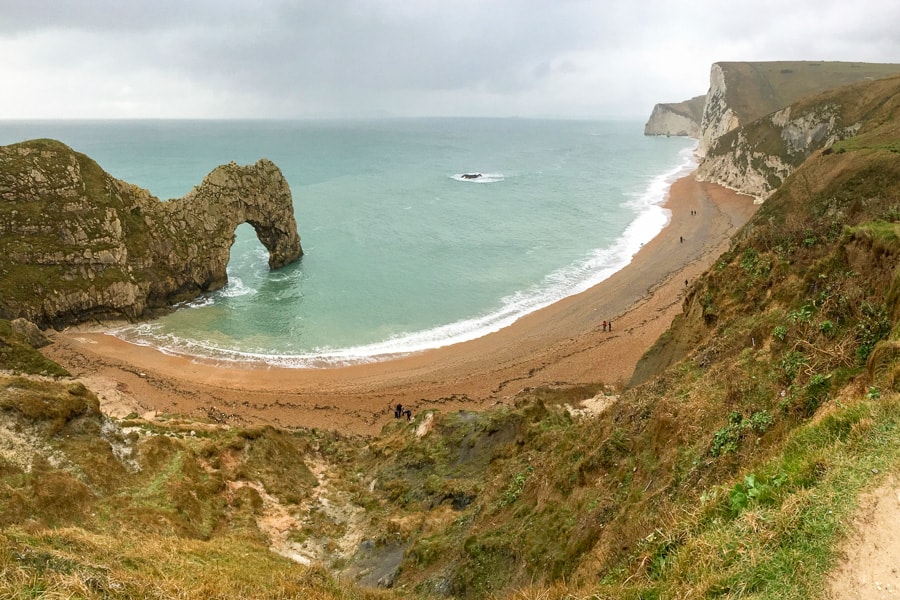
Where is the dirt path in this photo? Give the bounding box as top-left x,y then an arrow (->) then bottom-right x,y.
828,473 -> 900,599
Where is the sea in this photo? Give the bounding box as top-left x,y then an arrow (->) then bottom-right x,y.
0,119 -> 697,367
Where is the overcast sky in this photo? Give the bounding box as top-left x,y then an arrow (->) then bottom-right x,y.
1,0 -> 898,120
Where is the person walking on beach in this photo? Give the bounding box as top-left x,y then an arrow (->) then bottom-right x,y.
608,320 -> 612,331
602,320 -> 607,332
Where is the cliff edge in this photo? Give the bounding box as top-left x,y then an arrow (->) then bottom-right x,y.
697,61 -> 900,157
697,73 -> 900,201
0,139 -> 303,327
631,74 -> 900,386
646,61 -> 900,201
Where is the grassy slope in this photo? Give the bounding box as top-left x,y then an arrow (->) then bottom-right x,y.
718,61 -> 900,126
0,370 -> 395,599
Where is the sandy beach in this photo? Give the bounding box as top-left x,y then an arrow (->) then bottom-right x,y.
42,174 -> 757,436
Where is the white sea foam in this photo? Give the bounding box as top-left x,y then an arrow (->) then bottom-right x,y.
451,172 -> 504,183
183,296 -> 214,309
218,276 -> 257,298
113,142 -> 698,369
292,143 -> 698,365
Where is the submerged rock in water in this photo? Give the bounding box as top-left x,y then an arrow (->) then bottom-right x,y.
0,139 -> 303,327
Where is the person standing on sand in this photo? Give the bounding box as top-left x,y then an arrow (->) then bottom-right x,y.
602,320 -> 607,332
608,320 -> 612,331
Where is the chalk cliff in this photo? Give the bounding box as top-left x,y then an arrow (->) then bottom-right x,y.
697,61 -> 900,157
0,139 -> 302,327
631,76 -> 900,388
643,95 -> 705,137
696,74 -> 900,201
645,61 -> 900,201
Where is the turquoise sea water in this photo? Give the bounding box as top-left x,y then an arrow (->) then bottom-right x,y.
0,119 -> 696,366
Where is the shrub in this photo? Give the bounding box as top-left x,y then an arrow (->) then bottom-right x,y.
856,301 -> 891,363
710,411 -> 774,457
803,373 -> 831,415
780,351 -> 807,383
729,472 -> 788,516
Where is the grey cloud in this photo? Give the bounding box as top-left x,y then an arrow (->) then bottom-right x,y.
0,0 -> 897,119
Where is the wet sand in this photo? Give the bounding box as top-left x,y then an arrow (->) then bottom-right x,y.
43,175 -> 757,436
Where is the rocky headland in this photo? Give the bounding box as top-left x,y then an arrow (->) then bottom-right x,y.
0,139 -> 302,328
646,61 -> 900,201
643,94 -> 705,137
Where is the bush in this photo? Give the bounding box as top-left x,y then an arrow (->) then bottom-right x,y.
710,411 -> 774,457
856,301 -> 891,363
729,472 -> 788,516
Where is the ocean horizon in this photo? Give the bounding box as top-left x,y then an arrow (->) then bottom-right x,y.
0,118 -> 697,366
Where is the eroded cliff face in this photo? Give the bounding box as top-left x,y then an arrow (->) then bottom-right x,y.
631,102 -> 900,388
643,95 -> 706,137
697,63 -> 739,157
696,102 -> 862,201
693,62 -> 900,199
696,75 -> 898,201
0,139 -> 302,327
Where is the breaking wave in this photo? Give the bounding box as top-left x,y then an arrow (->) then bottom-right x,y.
109,143 -> 697,368
451,172 -> 504,183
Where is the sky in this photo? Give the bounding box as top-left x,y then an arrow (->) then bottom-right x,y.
1,0 -> 898,120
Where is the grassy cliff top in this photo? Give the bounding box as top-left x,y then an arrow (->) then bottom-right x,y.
716,60 -> 900,126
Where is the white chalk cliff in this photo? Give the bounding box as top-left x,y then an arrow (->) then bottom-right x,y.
668,61 -> 900,201
643,95 -> 705,138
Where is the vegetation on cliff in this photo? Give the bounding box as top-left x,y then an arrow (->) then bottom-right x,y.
646,61 -> 900,201
708,61 -> 900,131
0,139 -> 302,328
643,95 -> 706,137
697,73 -> 900,200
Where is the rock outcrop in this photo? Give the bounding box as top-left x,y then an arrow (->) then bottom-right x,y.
641,61 -> 900,201
696,74 -> 900,201
0,139 -> 303,327
631,93 -> 900,387
643,95 -> 705,137
697,61 -> 900,157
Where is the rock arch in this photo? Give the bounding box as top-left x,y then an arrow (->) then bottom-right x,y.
164,159 -> 304,292
0,139 -> 303,327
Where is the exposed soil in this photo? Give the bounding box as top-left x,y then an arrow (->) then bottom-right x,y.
828,473 -> 900,599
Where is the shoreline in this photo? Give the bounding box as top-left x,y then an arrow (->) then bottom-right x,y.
43,174 -> 758,436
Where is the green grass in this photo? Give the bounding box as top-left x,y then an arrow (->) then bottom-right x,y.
0,321 -> 69,377
618,394 -> 900,599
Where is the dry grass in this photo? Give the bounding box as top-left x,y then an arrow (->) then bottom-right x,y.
0,526 -> 395,599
